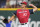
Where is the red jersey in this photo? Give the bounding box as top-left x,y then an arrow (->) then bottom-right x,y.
17,9 -> 30,23
14,9 -> 33,23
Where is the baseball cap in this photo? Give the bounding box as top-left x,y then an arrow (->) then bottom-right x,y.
21,1 -> 27,5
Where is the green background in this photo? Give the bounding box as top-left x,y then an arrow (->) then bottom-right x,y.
0,11 -> 40,27
0,11 -> 40,21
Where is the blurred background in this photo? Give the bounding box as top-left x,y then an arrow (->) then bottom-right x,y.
0,0 -> 40,27
0,0 -> 40,8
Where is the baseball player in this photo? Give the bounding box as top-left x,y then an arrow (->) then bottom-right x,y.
3,1 -> 37,27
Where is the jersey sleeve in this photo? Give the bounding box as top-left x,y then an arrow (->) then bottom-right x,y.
29,9 -> 34,14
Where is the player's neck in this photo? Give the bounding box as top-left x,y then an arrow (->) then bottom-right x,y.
22,7 -> 26,10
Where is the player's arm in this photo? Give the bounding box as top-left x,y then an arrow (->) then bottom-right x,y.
29,4 -> 38,12
8,16 -> 15,23
3,11 -> 17,23
3,15 -> 15,23
8,11 -> 17,23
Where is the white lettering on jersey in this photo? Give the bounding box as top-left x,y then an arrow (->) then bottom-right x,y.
19,11 -> 27,13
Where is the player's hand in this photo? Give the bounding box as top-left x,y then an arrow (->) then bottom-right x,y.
29,4 -> 34,6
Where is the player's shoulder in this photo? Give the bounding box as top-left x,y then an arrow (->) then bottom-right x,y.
26,7 -> 33,10
29,9 -> 33,11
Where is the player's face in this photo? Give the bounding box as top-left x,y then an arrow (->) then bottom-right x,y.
21,4 -> 26,8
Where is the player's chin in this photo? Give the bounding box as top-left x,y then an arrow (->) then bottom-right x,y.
21,7 -> 24,8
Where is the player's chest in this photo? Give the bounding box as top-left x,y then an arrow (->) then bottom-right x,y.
18,10 -> 28,16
